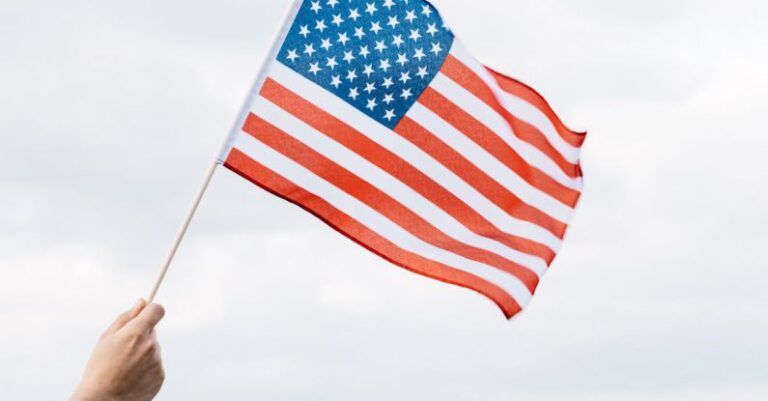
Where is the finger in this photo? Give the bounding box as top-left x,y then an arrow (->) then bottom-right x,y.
103,299 -> 146,336
126,303 -> 166,331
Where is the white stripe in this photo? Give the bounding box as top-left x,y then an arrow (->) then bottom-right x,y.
251,95 -> 547,276
430,73 -> 583,191
407,102 -> 574,224
267,61 -> 562,252
450,42 -> 581,164
231,132 -> 533,307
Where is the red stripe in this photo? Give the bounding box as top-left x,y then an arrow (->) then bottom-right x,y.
224,147 -> 523,318
395,116 -> 567,239
242,112 -> 539,293
260,78 -> 552,268
486,67 -> 587,148
418,87 -> 581,208
441,55 -> 582,178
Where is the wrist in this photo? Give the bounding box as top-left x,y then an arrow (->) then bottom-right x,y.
69,384 -> 113,401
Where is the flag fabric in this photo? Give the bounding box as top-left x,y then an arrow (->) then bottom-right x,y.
218,0 -> 586,319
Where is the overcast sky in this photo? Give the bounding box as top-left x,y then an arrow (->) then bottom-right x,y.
1,0 -> 767,400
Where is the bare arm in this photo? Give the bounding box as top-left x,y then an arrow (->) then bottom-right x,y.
70,300 -> 166,401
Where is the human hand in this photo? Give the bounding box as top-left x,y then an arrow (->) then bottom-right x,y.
70,299 -> 166,401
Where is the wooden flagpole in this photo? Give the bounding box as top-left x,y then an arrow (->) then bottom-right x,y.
146,159 -> 218,303
145,0 -> 303,303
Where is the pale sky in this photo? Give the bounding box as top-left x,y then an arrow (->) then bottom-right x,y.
1,1 -> 767,400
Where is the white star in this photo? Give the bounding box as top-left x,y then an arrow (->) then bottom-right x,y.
359,45 -> 371,58
387,16 -> 400,28
392,34 -> 405,48
299,25 -> 311,38
363,64 -> 375,77
383,0 -> 396,10
286,49 -> 299,62
346,69 -> 358,82
330,75 -> 342,88
430,42 -> 443,55
409,29 -> 421,41
327,0 -> 339,7
354,27 -> 366,39
337,32 -> 350,46
379,58 -> 391,71
382,93 -> 395,104
375,40 -> 388,53
343,50 -> 356,63
349,87 -> 360,100
399,71 -> 411,84
370,21 -> 383,34
320,38 -> 332,51
416,66 -> 429,79
384,109 -> 396,121
310,1 -> 322,13
331,14 -> 344,26
396,53 -> 409,66
326,56 -> 338,69
405,10 -> 417,23
349,8 -> 361,21
422,4 -> 433,17
364,82 -> 376,94
308,62 -> 321,75
426,23 -> 438,36
382,77 -> 395,89
365,2 -> 378,15
413,47 -> 426,61
315,19 -> 328,32
366,98 -> 378,110
304,44 -> 316,56
401,88 -> 413,100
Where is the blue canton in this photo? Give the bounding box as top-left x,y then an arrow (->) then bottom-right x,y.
278,0 -> 455,128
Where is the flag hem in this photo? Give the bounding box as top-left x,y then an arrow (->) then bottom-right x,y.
216,0 -> 305,164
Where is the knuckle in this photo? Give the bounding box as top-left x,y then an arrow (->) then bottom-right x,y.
143,338 -> 163,357
125,328 -> 144,343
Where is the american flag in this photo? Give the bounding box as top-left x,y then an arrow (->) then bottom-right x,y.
218,0 -> 586,319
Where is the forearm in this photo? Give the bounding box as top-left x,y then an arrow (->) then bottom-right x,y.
69,386 -> 110,401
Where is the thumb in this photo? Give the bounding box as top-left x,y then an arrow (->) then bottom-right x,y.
127,303 -> 166,331
103,299 -> 146,336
